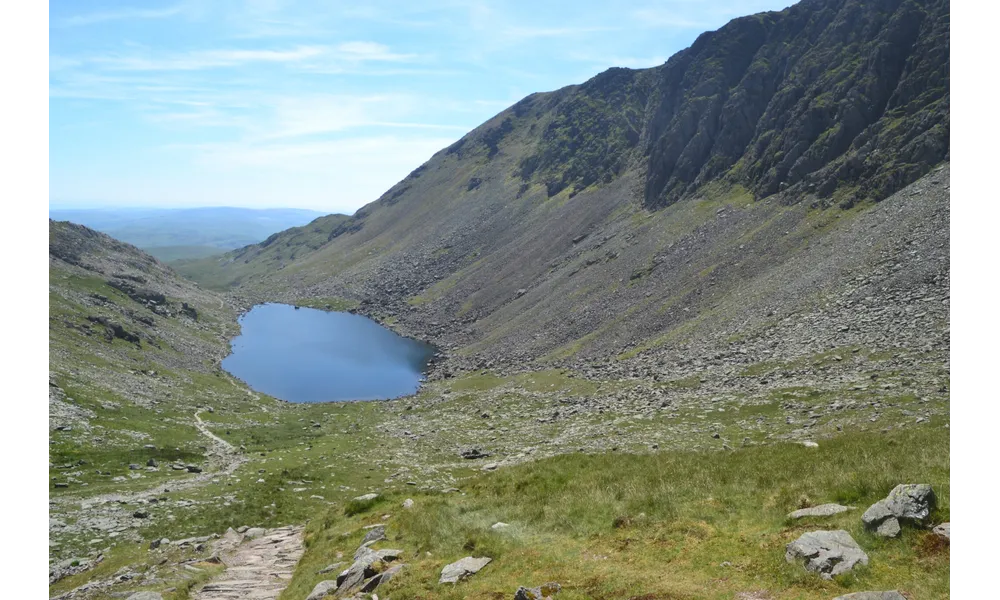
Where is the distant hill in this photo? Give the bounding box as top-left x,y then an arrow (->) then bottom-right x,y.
47,207 -> 330,261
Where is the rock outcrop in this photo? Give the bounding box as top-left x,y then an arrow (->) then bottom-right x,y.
785,530 -> 869,578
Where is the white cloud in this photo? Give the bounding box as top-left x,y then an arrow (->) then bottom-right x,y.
59,41 -> 418,73
94,45 -> 328,71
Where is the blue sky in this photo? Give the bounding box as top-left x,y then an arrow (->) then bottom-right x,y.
50,0 -> 792,214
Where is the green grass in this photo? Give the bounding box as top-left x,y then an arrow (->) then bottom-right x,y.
281,424 -> 949,600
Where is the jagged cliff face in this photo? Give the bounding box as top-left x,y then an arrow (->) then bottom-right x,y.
512,0 -> 949,207
187,0 -> 949,371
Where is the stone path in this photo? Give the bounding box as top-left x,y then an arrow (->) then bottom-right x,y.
194,410 -> 235,450
192,525 -> 305,600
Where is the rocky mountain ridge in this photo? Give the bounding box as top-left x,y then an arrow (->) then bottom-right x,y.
181,0 -> 949,381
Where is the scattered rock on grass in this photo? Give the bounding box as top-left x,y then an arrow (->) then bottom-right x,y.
515,582 -> 561,599
305,580 -> 338,600
787,504 -> 853,519
440,556 -> 492,583
318,561 -> 345,574
361,563 -> 405,592
863,484 -> 936,537
932,522 -> 950,541
785,530 -> 869,578
361,524 -> 386,545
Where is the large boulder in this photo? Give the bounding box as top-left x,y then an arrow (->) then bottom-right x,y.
862,484 -> 936,537
440,556 -> 492,583
785,530 -> 869,579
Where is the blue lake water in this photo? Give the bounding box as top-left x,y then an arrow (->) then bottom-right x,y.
221,303 -> 434,403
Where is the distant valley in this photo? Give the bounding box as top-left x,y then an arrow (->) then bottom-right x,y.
47,207 -> 331,261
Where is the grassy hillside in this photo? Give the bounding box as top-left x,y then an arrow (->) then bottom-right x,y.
172,213 -> 352,291
283,425 -> 948,600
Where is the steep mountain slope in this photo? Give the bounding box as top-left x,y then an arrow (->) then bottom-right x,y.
187,0 -> 948,377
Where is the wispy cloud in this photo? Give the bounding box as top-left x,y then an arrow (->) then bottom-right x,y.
247,94 -> 449,140
94,45 -> 327,71
62,42 -> 417,72
56,5 -> 185,28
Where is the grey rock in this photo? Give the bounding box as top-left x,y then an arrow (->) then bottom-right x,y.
440,556 -> 492,583
785,530 -> 869,579
515,582 -> 562,599
337,547 -> 383,592
318,561 -> 345,574
376,548 -> 403,562
876,517 -> 901,538
125,593 -> 164,600
243,527 -> 266,540
353,493 -> 379,502
461,447 -> 491,459
491,522 -> 510,530
861,500 -> 894,531
787,504 -> 853,519
863,484 -> 936,535
304,580 -> 338,600
831,592 -> 906,600
932,522 -> 950,541
402,498 -> 414,509
360,563 -> 404,592
884,483 -> 936,522
361,524 -> 386,545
